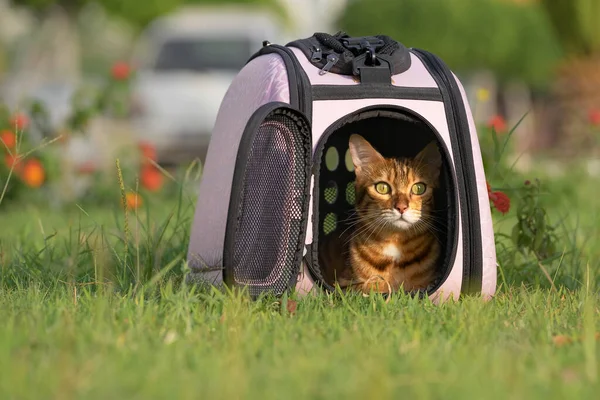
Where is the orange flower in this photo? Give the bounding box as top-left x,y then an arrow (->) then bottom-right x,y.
589,108 -> 600,127
21,158 -> 45,188
1,130 -> 16,150
111,62 -> 131,81
487,115 -> 507,133
125,192 -> 142,209
10,113 -> 28,130
140,164 -> 164,192
138,142 -> 157,163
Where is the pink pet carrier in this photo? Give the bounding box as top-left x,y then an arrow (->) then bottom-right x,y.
186,32 -> 497,302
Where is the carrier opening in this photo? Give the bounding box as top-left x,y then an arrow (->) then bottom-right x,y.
310,107 -> 458,296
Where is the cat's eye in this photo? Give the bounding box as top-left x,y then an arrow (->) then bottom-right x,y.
411,182 -> 427,195
375,182 -> 391,195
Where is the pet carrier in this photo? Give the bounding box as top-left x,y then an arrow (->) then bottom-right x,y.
186,32 -> 497,302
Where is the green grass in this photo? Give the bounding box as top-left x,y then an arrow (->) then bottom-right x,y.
0,285 -> 598,399
1,157 -> 600,399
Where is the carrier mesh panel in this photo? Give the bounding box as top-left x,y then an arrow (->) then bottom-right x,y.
225,108 -> 311,298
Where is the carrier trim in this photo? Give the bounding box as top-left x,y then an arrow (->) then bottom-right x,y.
411,49 -> 483,295
312,85 -> 443,101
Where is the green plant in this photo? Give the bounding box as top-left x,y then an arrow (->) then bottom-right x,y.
538,0 -> 600,153
511,179 -> 558,261
0,61 -> 144,208
540,0 -> 600,58
338,0 -> 561,88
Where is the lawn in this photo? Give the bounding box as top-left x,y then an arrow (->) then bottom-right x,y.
1,157 -> 600,399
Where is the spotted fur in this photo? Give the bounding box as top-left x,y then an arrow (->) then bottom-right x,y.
319,134 -> 442,294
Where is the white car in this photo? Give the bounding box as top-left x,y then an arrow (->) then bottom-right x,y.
130,6 -> 285,166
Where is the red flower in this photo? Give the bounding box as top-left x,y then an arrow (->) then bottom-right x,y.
487,115 -> 507,133
138,142 -> 157,163
1,130 -> 16,150
9,113 -> 28,131
588,108 -> 600,127
491,191 -> 510,214
111,62 -> 131,81
76,161 -> 97,175
4,153 -> 22,172
140,164 -> 164,192
486,180 -> 510,215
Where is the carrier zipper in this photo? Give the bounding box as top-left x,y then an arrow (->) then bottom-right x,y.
411,49 -> 483,295
311,46 -> 322,62
319,54 -> 339,75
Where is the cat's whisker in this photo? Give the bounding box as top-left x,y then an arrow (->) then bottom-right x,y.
363,218 -> 389,245
345,220 -> 381,241
344,218 -> 386,244
338,213 -> 383,236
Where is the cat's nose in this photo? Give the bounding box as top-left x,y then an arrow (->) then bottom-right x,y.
396,203 -> 409,214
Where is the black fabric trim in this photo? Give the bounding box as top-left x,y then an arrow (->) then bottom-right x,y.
287,32 -> 411,78
247,45 -> 313,121
411,49 -> 483,295
223,102 -> 313,296
310,106 -> 460,296
359,67 -> 392,84
312,85 -> 442,101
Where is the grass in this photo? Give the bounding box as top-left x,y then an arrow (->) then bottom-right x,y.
0,285 -> 599,398
1,155 -> 600,399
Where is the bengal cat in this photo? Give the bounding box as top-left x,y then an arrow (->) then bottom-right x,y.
319,134 -> 442,294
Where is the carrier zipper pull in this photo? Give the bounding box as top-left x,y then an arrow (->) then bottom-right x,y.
319,54 -> 338,75
310,46 -> 322,62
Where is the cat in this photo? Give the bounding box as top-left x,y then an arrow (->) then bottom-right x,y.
319,134 -> 442,294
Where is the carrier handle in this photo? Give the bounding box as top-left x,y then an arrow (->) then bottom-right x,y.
287,31 -> 412,79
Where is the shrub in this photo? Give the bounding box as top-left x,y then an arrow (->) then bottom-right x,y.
338,0 -> 562,88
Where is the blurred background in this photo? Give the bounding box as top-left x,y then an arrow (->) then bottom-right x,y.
0,0 -> 599,207
1,0 -> 599,291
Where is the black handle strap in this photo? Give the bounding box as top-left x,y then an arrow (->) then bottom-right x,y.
287,32 -> 412,83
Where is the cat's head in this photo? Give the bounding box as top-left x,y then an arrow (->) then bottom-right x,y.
348,134 -> 442,232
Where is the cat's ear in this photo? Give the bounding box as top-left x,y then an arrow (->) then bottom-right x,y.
415,141 -> 442,181
349,134 -> 384,174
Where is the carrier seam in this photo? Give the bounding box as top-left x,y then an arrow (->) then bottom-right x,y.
312,85 -> 442,101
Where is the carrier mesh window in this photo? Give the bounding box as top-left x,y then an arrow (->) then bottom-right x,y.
324,181 -> 338,204
224,107 -> 311,297
345,182 -> 355,205
313,108 -> 457,295
323,212 -> 337,235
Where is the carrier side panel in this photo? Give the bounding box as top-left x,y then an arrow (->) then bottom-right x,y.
187,54 -> 291,286
453,74 -> 497,299
289,47 -> 438,88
